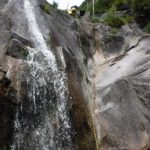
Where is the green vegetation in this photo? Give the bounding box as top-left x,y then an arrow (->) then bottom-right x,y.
91,12 -> 134,28
41,1 -> 58,14
104,14 -> 124,28
144,22 -> 150,33
131,0 -> 150,13
131,0 -> 150,28
91,16 -> 101,23
80,0 -> 150,31
80,0 -> 131,15
43,3 -> 51,14
113,0 -> 131,9
111,28 -> 119,34
80,0 -> 134,28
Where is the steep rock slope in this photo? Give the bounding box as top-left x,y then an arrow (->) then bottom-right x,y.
0,0 -> 96,149
0,0 -> 150,150
93,23 -> 150,149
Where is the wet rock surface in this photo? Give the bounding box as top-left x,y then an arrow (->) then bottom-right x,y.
0,1 -> 25,150
0,0 -> 97,149
45,10 -> 97,150
6,39 -> 29,60
0,0 -> 150,150
0,0 -> 9,10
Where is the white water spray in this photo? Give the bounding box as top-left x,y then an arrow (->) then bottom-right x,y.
11,0 -> 73,149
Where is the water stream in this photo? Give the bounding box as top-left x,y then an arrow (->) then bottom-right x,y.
11,0 -> 73,149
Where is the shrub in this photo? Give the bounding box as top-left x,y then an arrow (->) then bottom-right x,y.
91,16 -> 101,23
80,0 -> 114,15
131,0 -> 150,27
95,0 -> 113,14
114,0 -> 130,8
80,0 -> 134,28
91,12 -> 133,28
104,13 -> 124,28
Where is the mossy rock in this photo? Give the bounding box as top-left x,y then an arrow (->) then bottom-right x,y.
144,22 -> 150,33
40,2 -> 52,14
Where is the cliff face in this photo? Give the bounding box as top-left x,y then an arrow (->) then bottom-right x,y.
0,0 -> 96,149
0,1 -> 24,149
0,0 -> 150,150
93,24 -> 150,149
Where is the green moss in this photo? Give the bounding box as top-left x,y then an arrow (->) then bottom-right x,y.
43,3 -> 52,14
41,1 -> 58,14
144,22 -> 150,33
111,28 -> 119,34
122,15 -> 134,24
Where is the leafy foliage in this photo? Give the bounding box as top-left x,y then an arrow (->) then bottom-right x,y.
103,13 -> 124,28
80,0 -> 135,27
131,0 -> 150,27
80,0 -> 150,28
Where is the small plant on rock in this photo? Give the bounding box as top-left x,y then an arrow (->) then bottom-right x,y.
144,22 -> 150,33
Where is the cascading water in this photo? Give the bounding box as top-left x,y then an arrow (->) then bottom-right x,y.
11,0 -> 74,149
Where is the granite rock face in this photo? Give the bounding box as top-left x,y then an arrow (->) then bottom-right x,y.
0,0 -> 96,149
45,10 -> 97,150
93,24 -> 150,149
0,0 -> 150,150
0,3 -> 24,150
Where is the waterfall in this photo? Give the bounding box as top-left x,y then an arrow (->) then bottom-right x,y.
11,0 -> 73,149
